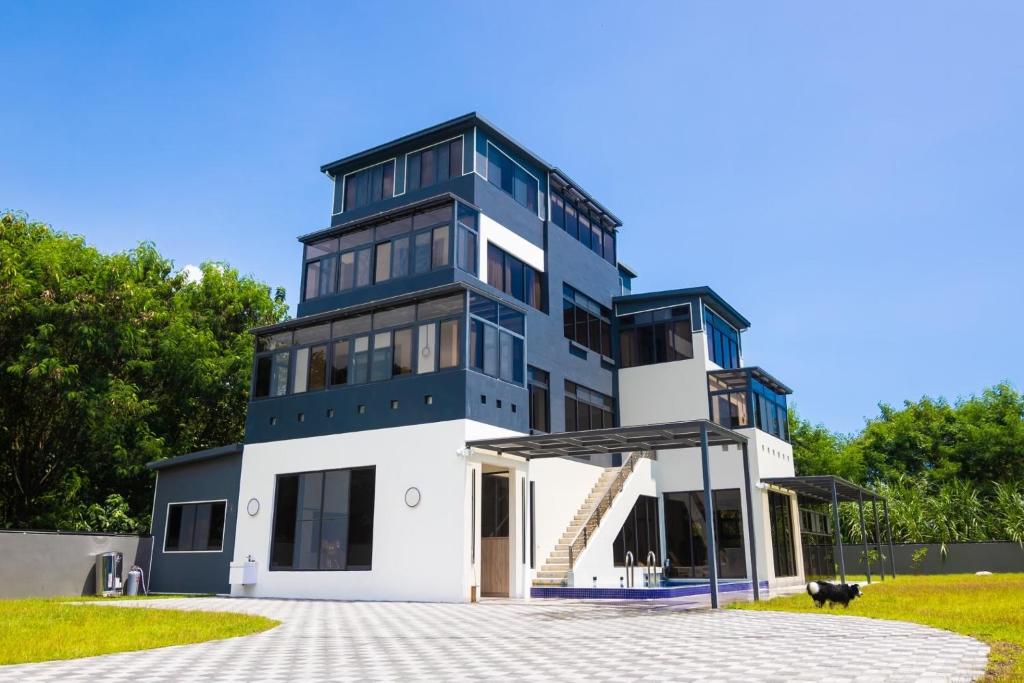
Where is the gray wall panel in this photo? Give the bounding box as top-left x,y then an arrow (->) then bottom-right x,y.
0,531 -> 152,598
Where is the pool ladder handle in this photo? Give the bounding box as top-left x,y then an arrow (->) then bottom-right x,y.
624,551 -> 635,588
645,551 -> 658,588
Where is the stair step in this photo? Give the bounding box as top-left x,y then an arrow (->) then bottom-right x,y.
536,570 -> 568,579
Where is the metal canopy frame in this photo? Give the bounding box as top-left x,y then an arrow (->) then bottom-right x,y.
467,420 -> 759,608
764,475 -> 896,585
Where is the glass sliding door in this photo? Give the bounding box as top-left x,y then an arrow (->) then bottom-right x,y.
663,489 -> 746,579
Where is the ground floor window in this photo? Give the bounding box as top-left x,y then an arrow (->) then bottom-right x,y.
769,491 -> 798,577
481,472 -> 509,538
664,489 -> 746,579
270,466 -> 375,571
612,495 -> 660,566
165,500 -> 226,552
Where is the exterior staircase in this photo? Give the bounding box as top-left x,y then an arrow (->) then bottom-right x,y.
532,467 -> 620,587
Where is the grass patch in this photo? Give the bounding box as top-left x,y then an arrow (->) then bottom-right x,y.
732,573 -> 1024,681
0,596 -> 278,665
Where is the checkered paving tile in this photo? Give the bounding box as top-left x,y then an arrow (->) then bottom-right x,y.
0,597 -> 988,681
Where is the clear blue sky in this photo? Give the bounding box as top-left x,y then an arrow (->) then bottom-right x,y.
2,2 -> 1021,434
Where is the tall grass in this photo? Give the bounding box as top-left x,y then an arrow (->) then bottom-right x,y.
838,475 -> 1024,544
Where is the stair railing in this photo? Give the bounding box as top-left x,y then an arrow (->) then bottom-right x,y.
567,449 -> 655,569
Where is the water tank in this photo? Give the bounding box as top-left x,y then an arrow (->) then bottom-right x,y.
95,551 -> 123,596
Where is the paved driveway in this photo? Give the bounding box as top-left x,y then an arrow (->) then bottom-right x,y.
0,597 -> 988,682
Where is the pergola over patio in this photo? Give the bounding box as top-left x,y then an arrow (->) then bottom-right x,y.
763,475 -> 896,585
466,420 -> 757,607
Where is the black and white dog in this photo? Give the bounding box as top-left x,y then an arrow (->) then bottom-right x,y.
806,580 -> 862,608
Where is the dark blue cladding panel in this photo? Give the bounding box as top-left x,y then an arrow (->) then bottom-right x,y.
245,370 -> 469,444
149,453 -> 242,595
466,371 -> 530,433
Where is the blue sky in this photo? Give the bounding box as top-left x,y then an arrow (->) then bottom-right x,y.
2,2 -> 1021,434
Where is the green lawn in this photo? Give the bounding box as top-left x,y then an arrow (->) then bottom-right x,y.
732,573 -> 1024,681
0,596 -> 278,665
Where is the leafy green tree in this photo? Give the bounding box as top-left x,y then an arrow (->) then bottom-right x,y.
0,212 -> 287,532
788,408 -> 862,481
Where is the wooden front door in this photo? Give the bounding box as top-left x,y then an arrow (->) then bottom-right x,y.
480,472 -> 510,597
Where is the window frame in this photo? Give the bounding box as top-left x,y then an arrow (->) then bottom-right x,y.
162,499 -> 228,554
301,202 -> 456,302
618,303 -> 694,369
468,292 -> 527,386
405,135 -> 466,193
549,188 -> 617,265
562,284 -> 612,358
269,465 -> 376,572
485,142 -> 541,217
340,158 -> 397,213
252,293 -> 467,399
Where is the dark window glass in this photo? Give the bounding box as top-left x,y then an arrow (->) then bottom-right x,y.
664,490 -> 746,579
355,247 -> 372,287
370,332 -> 392,382
612,496 -> 660,567
770,491 -> 797,577
407,152 -> 421,190
308,345 -> 327,391
603,231 -> 615,264
487,243 -> 504,290
413,204 -> 452,229
351,336 -> 369,384
270,351 -> 290,397
413,232 -> 432,273
432,226 -> 449,267
551,193 -> 564,227
391,237 -> 409,279
331,340 -> 349,385
528,367 -> 549,433
481,473 -> 509,538
421,148 -> 436,187
449,138 -> 463,177
439,319 -> 460,369
507,257 -> 524,302
393,328 -> 413,376
339,251 -> 355,290
271,467 -> 375,571
619,306 -> 693,368
343,161 -> 395,212
164,502 -> 226,552
375,242 -> 391,283
564,202 -> 578,239
305,261 -> 321,301
565,396 -> 577,431
437,143 -> 450,183
254,356 -> 272,398
294,323 -> 330,345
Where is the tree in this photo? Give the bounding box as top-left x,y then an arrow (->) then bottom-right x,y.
0,212 -> 287,531
788,408 -> 862,481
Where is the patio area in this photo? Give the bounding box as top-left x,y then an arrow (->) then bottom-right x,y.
0,596 -> 988,682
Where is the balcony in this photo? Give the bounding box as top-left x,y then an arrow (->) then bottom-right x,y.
707,367 -> 792,441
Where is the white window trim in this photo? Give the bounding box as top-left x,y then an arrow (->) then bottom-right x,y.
163,498 -> 229,554
332,157 -> 399,216
401,134 -> 467,199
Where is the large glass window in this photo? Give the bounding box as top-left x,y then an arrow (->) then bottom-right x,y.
704,307 -> 741,369
253,293 -> 464,398
707,371 -> 789,440
481,473 -> 509,538
619,305 -> 693,368
487,143 -> 538,214
486,243 -> 544,310
612,496 -> 660,567
550,189 -> 616,264
563,381 -> 614,431
271,466 -> 375,571
528,366 -> 549,433
407,137 -> 464,191
164,501 -> 226,552
664,489 -> 746,579
469,293 -> 525,385
343,160 -> 395,212
769,491 -> 797,577
562,285 -> 611,357
301,203 -> 455,301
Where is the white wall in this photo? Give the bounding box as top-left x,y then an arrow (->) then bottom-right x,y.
618,357 -> 712,426
528,457 -> 604,575
232,419 -> 523,602
477,213 -> 545,284
570,457 -> 659,587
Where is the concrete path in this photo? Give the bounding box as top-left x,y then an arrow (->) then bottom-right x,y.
0,597 -> 988,682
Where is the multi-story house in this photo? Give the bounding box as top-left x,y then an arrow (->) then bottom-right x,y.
147,113 -> 804,603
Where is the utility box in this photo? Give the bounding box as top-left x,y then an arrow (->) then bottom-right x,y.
95,551 -> 123,596
229,560 -> 258,586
